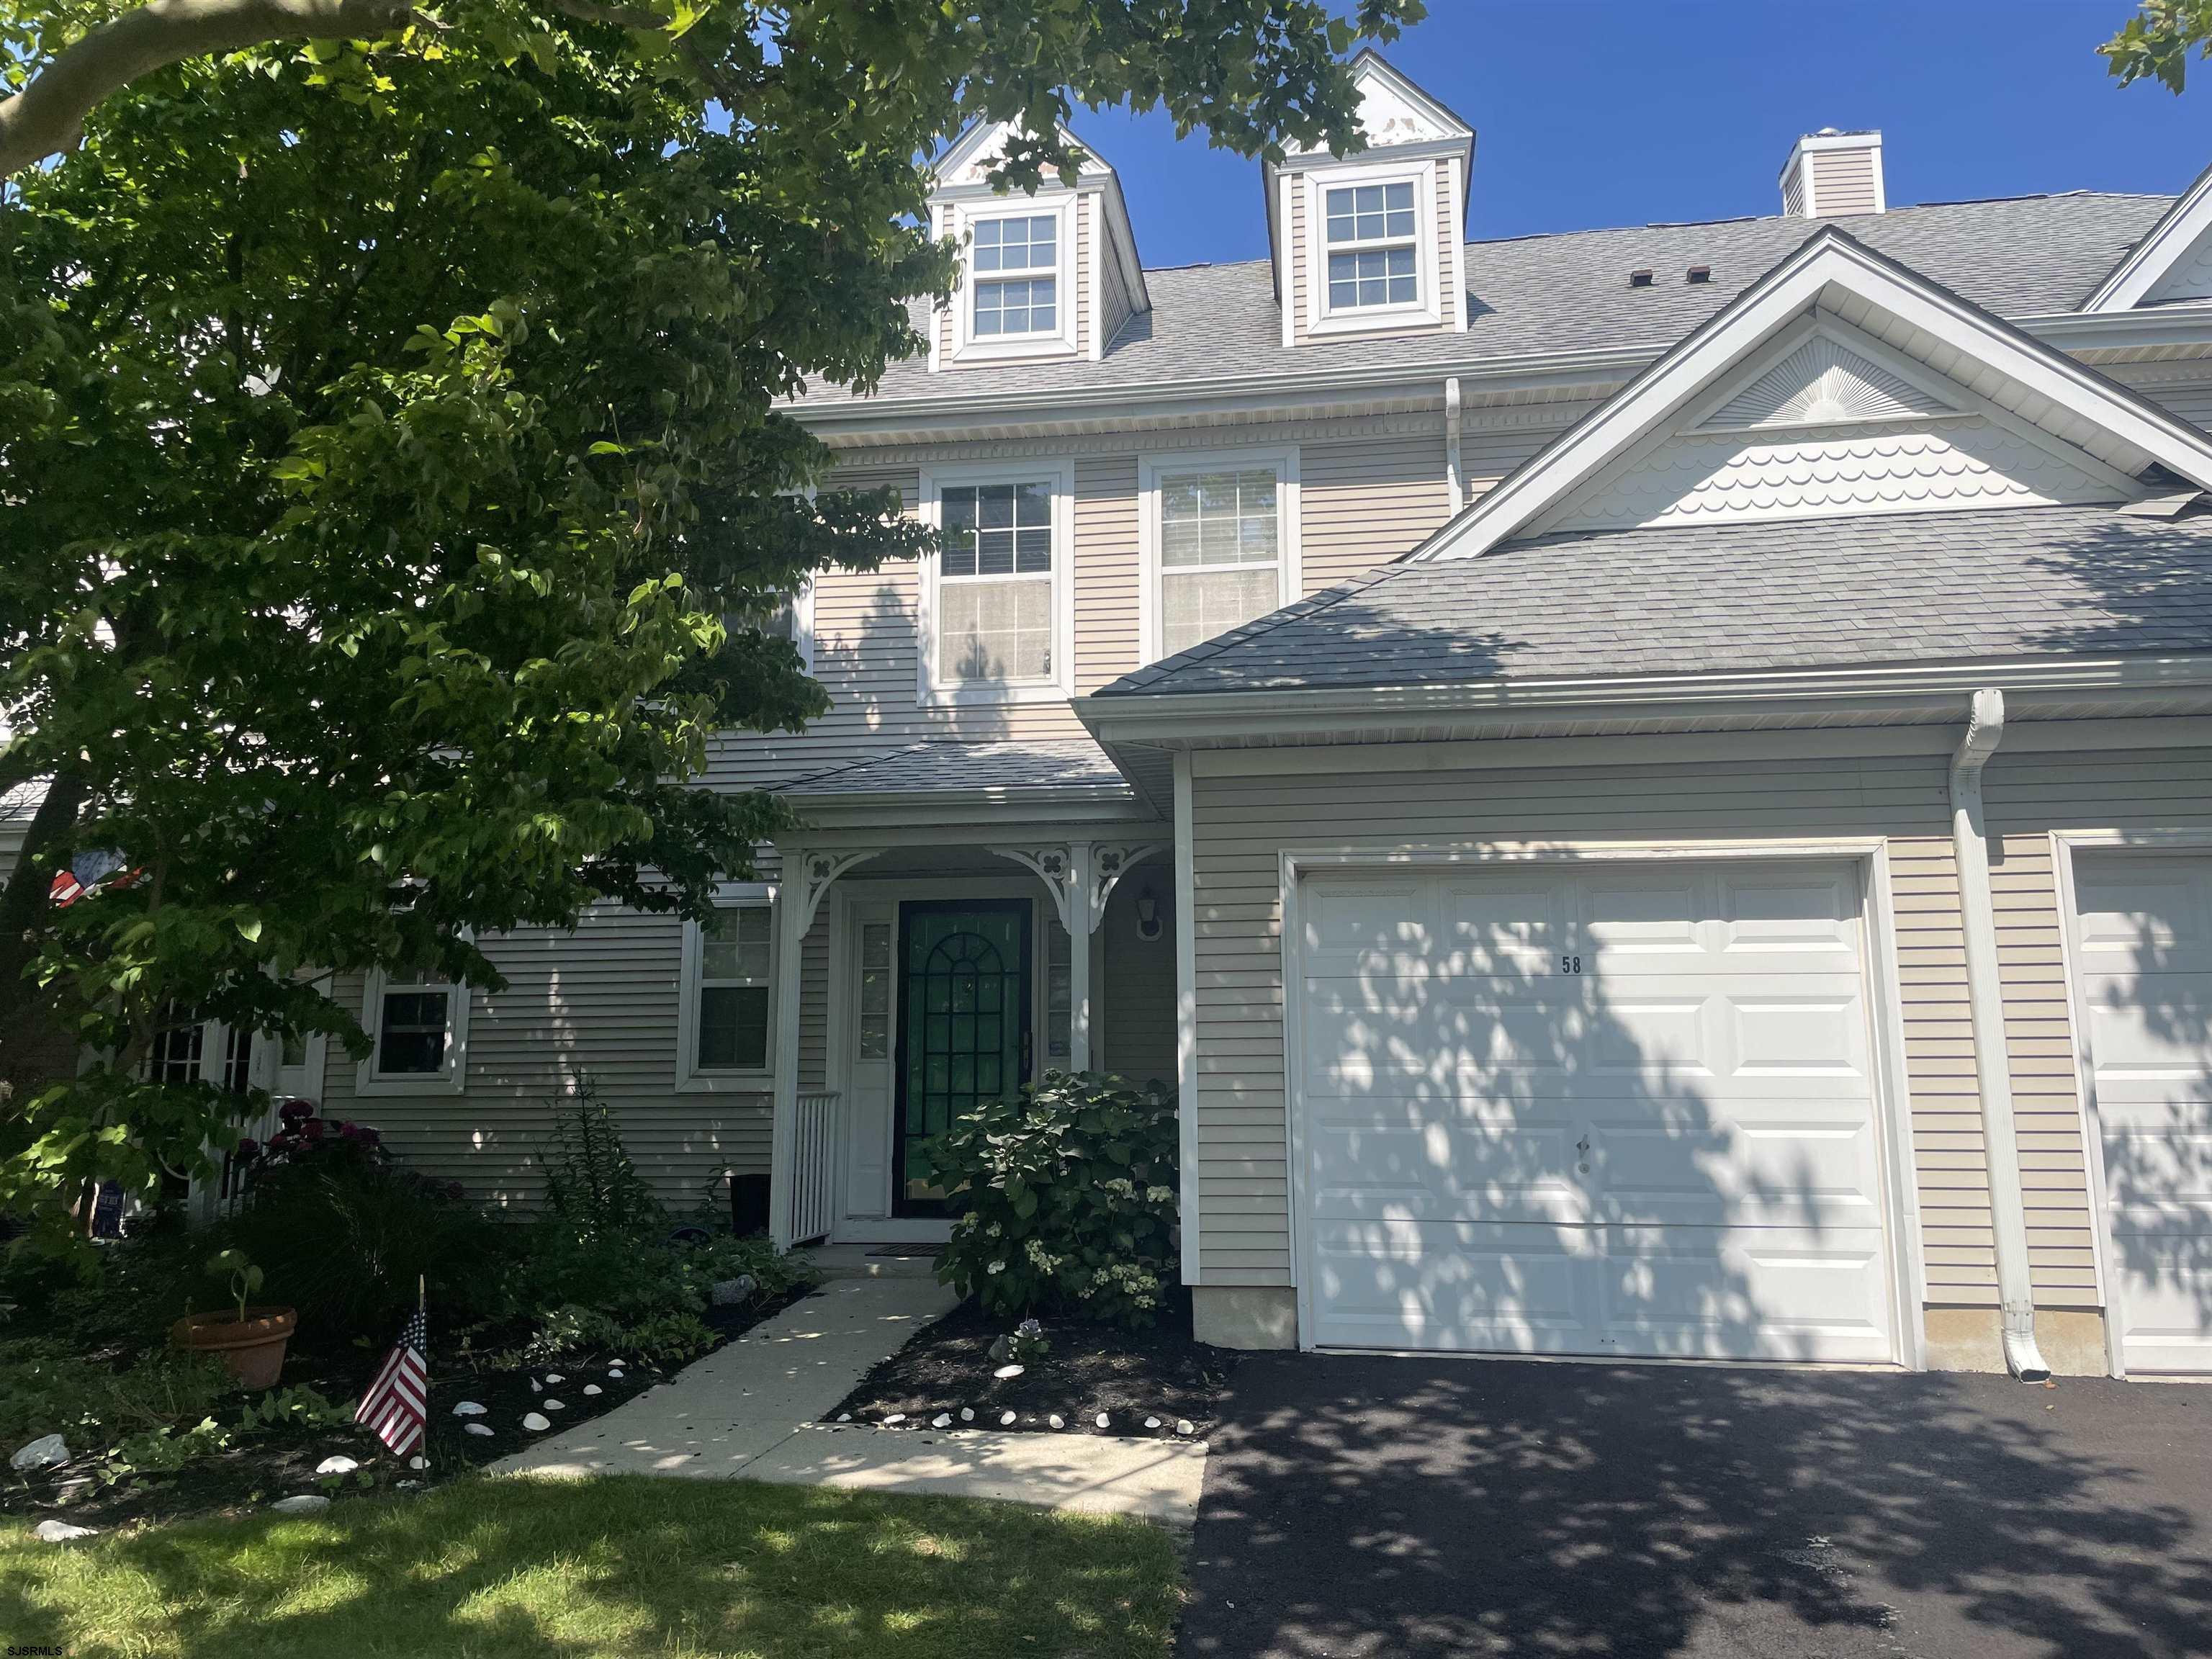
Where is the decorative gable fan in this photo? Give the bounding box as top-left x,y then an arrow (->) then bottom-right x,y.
1697,333 -> 1956,433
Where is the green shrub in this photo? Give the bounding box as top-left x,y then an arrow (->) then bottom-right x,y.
220,1150 -> 511,1339
541,1081 -> 666,1243
0,1338 -> 235,1447
919,1071 -> 1178,1328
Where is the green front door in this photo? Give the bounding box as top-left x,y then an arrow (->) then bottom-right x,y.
894,900 -> 1031,1218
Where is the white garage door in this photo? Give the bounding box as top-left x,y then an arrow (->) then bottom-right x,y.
1296,861 -> 1899,1362
2070,852 -> 2212,1375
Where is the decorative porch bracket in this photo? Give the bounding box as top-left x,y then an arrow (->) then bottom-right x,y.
1086,841 -> 1169,935
769,841 -> 886,1251
988,840 -> 1170,1076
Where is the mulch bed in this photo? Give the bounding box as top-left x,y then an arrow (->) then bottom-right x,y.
6,1282 -> 812,1532
825,1287 -> 1241,1439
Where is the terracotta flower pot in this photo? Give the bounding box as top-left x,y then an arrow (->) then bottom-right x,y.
171,1307 -> 297,1390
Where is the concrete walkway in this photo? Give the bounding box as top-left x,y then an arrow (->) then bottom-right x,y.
492,1277 -> 1206,1526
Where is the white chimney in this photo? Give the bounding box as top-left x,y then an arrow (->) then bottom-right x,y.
1779,129 -> 1885,218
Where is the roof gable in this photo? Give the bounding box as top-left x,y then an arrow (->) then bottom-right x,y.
1413,226 -> 2212,560
2082,159 -> 2212,311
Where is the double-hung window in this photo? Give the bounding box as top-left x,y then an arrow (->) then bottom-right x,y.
358,970 -> 469,1094
921,462 -> 1072,702
1141,450 -> 1298,664
1324,181 -> 1419,311
677,889 -> 777,1089
971,215 -> 1057,338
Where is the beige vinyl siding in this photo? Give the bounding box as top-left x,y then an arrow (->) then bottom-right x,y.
1074,193 -> 1094,359
1075,454 -> 1140,691
1100,878 -> 1176,1090
1984,746 -> 2212,1305
1097,200 -> 1137,351
1184,746 -> 2004,1298
1462,405 -> 1599,500
316,895 -> 843,1211
1809,148 -> 1880,216
1300,431 -> 1453,591
1435,159 -> 1457,325
1287,184 -> 1308,348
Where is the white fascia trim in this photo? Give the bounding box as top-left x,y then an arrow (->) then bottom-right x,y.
1086,192 -> 1104,363
783,788 -> 1149,830
1074,652 -> 2212,745
945,194 -> 1081,367
1446,151 -> 1468,332
1172,748 -> 1200,1285
1413,228 -> 2212,562
2081,160 -> 2212,313
354,968 -> 471,1097
1135,444 -> 1302,666
914,455 -> 1078,708
1302,157 -> 1444,339
1277,168 -> 1297,348
674,882 -> 778,1094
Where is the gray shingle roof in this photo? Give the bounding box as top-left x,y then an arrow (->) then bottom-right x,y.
781,737 -> 1129,796
1093,503 -> 2212,697
795,192 -> 2169,408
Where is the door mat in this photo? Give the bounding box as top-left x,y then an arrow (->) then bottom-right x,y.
867,1246 -> 940,1259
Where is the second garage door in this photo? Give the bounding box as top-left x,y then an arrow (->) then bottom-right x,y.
1295,860 -> 1901,1362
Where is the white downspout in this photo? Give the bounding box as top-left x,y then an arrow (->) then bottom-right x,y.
1948,688 -> 2051,1382
1444,377 -> 1465,508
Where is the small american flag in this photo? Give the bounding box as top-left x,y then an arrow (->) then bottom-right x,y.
356,1306 -> 428,1459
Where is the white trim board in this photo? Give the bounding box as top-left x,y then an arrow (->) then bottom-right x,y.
2082,158 -> 2212,314
1411,227 -> 2212,562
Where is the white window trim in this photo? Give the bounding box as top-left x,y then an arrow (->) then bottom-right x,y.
355,968 -> 470,1097
675,881 -> 778,1094
916,456 -> 1077,707
1137,446 -> 1302,666
949,197 -> 1079,364
1304,158 -> 1442,338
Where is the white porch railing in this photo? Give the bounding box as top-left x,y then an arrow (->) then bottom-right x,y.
789,1090 -> 840,1246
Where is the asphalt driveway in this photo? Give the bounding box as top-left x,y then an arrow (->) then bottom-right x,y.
1182,1353 -> 2212,1659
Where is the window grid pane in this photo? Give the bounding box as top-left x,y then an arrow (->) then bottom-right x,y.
972,215 -> 1056,273
1162,566 -> 1283,657
974,275 -> 1056,337
698,905 -> 773,1071
1327,246 -> 1418,310
938,480 -> 1056,685
1160,469 -> 1280,570
377,989 -> 450,1076
1324,181 -> 1416,246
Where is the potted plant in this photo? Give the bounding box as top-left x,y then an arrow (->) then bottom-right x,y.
171,1249 -> 296,1388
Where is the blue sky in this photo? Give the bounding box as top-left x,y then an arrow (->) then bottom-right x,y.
1069,0 -> 2212,269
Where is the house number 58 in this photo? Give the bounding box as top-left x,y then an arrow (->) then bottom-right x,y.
1560,954 -> 1583,974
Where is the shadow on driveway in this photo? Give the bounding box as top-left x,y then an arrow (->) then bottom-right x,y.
1184,1354 -> 2212,1658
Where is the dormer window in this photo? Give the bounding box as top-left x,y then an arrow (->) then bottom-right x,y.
1300,158 -> 1443,338
947,199 -> 1079,364
1325,182 -> 1418,310
973,215 -> 1058,336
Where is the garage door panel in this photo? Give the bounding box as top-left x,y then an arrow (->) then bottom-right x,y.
1298,861 -> 1898,1363
1598,1227 -> 1895,1363
2072,850 -> 2212,1372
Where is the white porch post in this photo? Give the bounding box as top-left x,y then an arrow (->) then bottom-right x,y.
767,841 -> 807,1251
1068,842 -> 1094,1074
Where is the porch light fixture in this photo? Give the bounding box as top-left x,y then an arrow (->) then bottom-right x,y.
1135,892 -> 1163,942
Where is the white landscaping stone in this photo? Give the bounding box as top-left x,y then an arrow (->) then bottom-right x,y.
583,1385 -> 602,1397
529,1378 -> 541,1393
452,1401 -> 487,1417
544,1399 -> 566,1411
1000,1411 -> 1017,1427
522,1412 -> 552,1432
959,1407 -> 974,1422
993,1364 -> 1025,1380
930,1413 -> 951,1429
837,1413 -> 852,1423
1177,1420 -> 1195,1437
606,1368 -> 624,1380
11,1434 -> 68,1473
1096,1413 -> 1111,1429
1048,1414 -> 1065,1430
35,1519 -> 97,1542
544,1374 -> 564,1385
315,1455 -> 360,1476
465,1423 -> 494,1437
1145,1417 -> 1161,1430
271,1495 -> 331,1514
409,1455 -> 428,1470
883,1413 -> 906,1426
710,1274 -> 757,1306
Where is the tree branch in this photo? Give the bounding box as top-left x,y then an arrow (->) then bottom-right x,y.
0,0 -> 418,177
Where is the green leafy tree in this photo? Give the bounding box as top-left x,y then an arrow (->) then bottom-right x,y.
2103,0 -> 2212,90
0,0 -> 1420,1242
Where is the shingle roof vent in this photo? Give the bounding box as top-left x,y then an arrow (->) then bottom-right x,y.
1628,268 -> 1654,288
1686,264 -> 1711,284
1779,128 -> 1884,217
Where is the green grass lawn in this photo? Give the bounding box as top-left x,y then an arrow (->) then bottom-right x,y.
0,1475 -> 1184,1658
